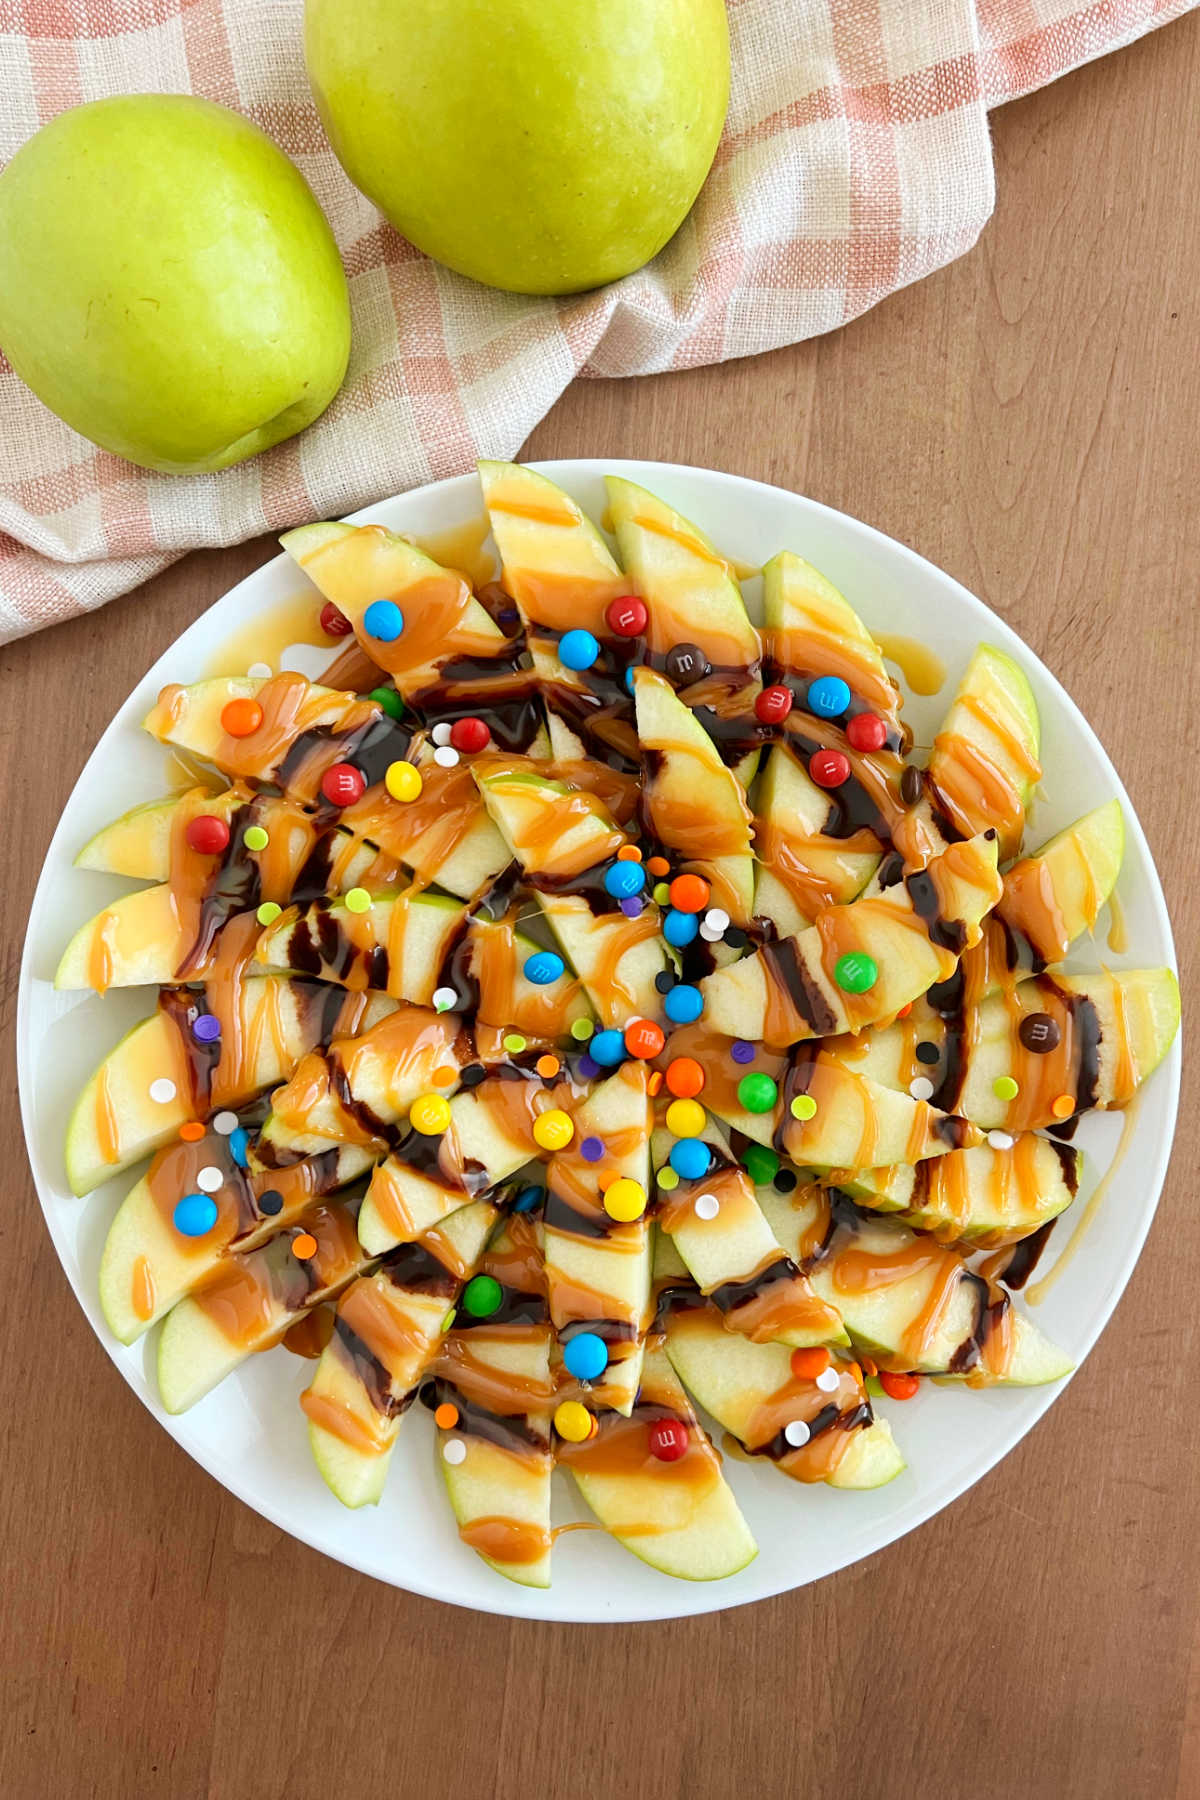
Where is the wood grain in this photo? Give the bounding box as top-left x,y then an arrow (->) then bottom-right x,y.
2,19 -> 1197,1799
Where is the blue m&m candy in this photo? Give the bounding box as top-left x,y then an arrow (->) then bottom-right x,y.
604,860 -> 646,899
663,908 -> 698,948
563,1332 -> 609,1380
590,1028 -> 627,1067
624,664 -> 641,694
229,1126 -> 250,1168
669,1138 -> 711,1180
559,629 -> 599,671
664,984 -> 703,1025
523,950 -> 565,986
363,599 -> 405,642
806,675 -> 851,718
173,1192 -> 218,1237
513,1184 -> 543,1213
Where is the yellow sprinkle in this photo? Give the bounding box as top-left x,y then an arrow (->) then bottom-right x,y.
665,1097 -> 706,1139
503,1033 -> 527,1054
790,1094 -> 817,1121
603,1178 -> 646,1222
255,902 -> 282,926
385,760 -> 423,803
1051,1093 -> 1075,1120
344,887 -> 372,914
244,825 -> 269,851
652,881 -> 671,904
657,1167 -> 679,1191
410,1093 -> 452,1135
993,1075 -> 1019,1101
554,1401 -> 593,1443
532,1109 -> 573,1151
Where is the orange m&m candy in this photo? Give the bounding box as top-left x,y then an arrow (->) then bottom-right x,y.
879,1370 -> 920,1400
669,874 -> 710,914
665,1056 -> 705,1098
790,1346 -> 831,1381
221,697 -> 263,738
624,1019 -> 665,1060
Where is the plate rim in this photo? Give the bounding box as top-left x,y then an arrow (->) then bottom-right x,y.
17,457 -> 1181,1624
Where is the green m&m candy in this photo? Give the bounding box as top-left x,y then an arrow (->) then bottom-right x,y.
737,1072 -> 778,1114
742,1143 -> 780,1186
369,686 -> 404,719
462,1275 -> 503,1318
834,951 -> 878,994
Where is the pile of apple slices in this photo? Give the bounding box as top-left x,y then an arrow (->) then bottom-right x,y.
55,463 -> 1179,1590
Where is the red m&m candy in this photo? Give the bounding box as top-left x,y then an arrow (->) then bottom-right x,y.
319,602 -> 353,638
809,749 -> 850,789
450,717 -> 491,753
606,594 -> 648,638
321,763 -> 367,808
648,1419 -> 690,1462
846,712 -> 887,752
754,684 -> 793,725
185,814 -> 230,855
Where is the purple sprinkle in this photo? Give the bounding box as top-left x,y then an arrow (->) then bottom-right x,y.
192,1015 -> 222,1043
577,1054 -> 600,1081
731,1039 -> 756,1064
580,1135 -> 605,1163
619,896 -> 643,918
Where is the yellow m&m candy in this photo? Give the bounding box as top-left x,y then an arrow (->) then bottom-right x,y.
410,1093 -> 451,1135
603,1178 -> 646,1222
532,1108 -> 574,1151
554,1401 -> 594,1443
665,1097 -> 706,1140
385,760 -> 423,803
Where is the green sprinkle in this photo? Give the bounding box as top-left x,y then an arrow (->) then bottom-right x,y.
790,1094 -> 817,1121
503,1032 -> 527,1054
255,901 -> 282,926
656,1167 -> 679,1190
570,1018 -> 595,1041
737,1072 -> 778,1114
652,882 -> 671,905
834,951 -> 878,994
344,887 -> 372,914
440,1308 -> 457,1333
244,825 -> 269,852
369,686 -> 404,719
742,1143 -> 780,1186
993,1075 -> 1019,1101
462,1275 -> 503,1319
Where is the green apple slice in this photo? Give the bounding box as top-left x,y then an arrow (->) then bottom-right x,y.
661,1296 -> 904,1488
925,645 -> 1041,859
996,799 -> 1125,965
474,763 -> 625,880
758,1184 -> 1073,1384
100,1137 -> 375,1343
558,1342 -> 757,1580
304,1200 -> 497,1508
839,1135 -> 1081,1245
633,665 -> 755,924
65,984 -> 395,1196
650,1120 -> 845,1349
752,741 -> 880,936
762,549 -> 906,723
281,519 -> 507,693
700,831 -> 1002,1045
157,1197 -> 371,1413
478,460 -> 636,766
75,792 -> 210,881
544,1062 -> 652,1416
254,890 -> 465,1002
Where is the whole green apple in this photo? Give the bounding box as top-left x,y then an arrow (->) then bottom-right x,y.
0,95 -> 352,474
305,0 -> 730,295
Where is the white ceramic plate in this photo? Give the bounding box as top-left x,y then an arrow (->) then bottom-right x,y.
18,460 -> 1180,1623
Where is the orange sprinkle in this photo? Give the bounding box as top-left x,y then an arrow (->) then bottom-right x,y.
536,1054 -> 560,1079
1051,1094 -> 1075,1119
616,845 -> 643,862
179,1121 -> 205,1142
896,1003 -> 913,1019
790,1346 -> 831,1381
665,1056 -> 705,1098
647,1071 -> 663,1098
625,1018 -> 665,1060
292,1232 -> 318,1260
846,1362 -> 862,1387
859,1355 -> 878,1378
646,857 -> 670,877
596,1171 -> 616,1192
669,873 -> 710,914
431,1064 -> 458,1088
220,697 -> 263,738
434,1402 -> 459,1430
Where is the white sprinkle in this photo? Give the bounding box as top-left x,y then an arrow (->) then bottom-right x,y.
247,661 -> 272,679
815,1367 -> 840,1393
698,922 -> 724,942
432,723 -> 453,746
195,1166 -> 223,1193
442,1437 -> 467,1466
432,986 -> 458,1012
783,1419 -> 811,1448
693,1193 -> 721,1221
434,745 -> 461,768
213,1110 -> 239,1135
987,1129 -> 1016,1151
148,1078 -> 177,1105
908,1076 -> 935,1101
704,908 -> 730,933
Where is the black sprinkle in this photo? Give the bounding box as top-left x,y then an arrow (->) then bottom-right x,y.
773,1170 -> 798,1194
258,1190 -> 284,1216
915,1041 -> 940,1065
724,927 -> 748,949
459,1064 -> 487,1087
655,971 -> 677,994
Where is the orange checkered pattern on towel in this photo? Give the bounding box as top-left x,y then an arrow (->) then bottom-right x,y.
0,0 -> 1191,637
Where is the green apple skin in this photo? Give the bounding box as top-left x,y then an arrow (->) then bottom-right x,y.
0,96 -> 351,473
304,0 -> 730,295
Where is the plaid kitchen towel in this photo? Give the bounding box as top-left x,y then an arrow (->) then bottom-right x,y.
0,0 -> 1192,638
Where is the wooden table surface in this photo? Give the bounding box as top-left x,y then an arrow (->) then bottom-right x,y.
3,20 -> 1197,1800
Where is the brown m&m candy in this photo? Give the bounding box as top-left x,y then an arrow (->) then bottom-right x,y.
665,642 -> 711,685
1019,1012 -> 1061,1053
900,765 -> 923,806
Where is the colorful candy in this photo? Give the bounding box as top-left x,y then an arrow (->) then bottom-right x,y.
523,950 -> 565,986
220,697 -> 262,738
319,601 -> 353,637
603,1178 -> 646,1221
693,1192 -> 720,1220
847,711 -> 887,751
663,984 -> 703,1025
834,951 -> 878,993
669,1138 -> 711,1180
369,686 -> 404,719
410,1093 -> 452,1135
363,599 -> 404,641
605,860 -> 645,899
173,1193 -> 217,1237
665,642 -> 710,684
880,1371 -> 920,1400
589,1028 -> 627,1067
742,1143 -> 779,1185
344,887 -> 372,914
463,1274 -> 503,1317
606,594 -> 648,637
754,684 -> 793,725
668,874 -> 710,913
665,1098 -> 706,1139
1020,1013 -> 1061,1053
384,760 -> 423,803
663,908 -> 698,947
665,1057 -> 705,1098
554,1401 -> 593,1442
737,1072 -> 778,1114
185,814 -> 230,855
790,1346 -> 831,1380
320,762 -> 366,807
450,716 -> 490,752
292,1232 -> 318,1261
624,1019 -> 666,1059
559,628 -> 599,670
648,1419 -> 689,1462
809,748 -> 850,789
563,1332 -> 608,1380
532,1108 -> 574,1150
806,675 -> 851,718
